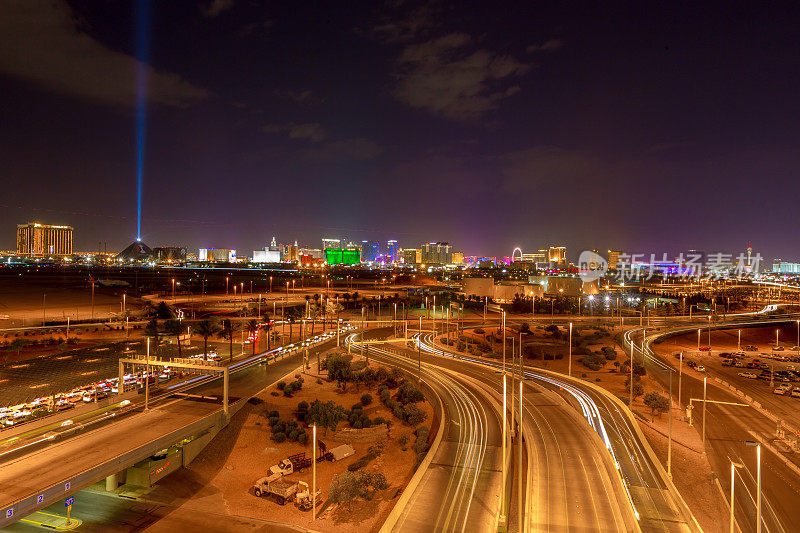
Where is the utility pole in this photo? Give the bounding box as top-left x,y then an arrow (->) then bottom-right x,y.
568,322 -> 573,377
702,376 -> 707,453
145,337 -> 150,411
418,316 -> 422,382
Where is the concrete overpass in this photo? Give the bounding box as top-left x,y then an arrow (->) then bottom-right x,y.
0,338 -> 332,528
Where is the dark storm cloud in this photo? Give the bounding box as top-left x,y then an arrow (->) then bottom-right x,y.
2,2 -> 800,260
263,123 -> 328,142
526,39 -> 564,53
203,0 -> 234,18
301,138 -> 385,162
0,0 -> 210,108
370,2 -> 436,43
392,33 -> 531,120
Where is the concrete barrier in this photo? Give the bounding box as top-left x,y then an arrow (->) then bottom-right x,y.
378,375 -> 445,533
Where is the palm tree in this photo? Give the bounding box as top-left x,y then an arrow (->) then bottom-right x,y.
284,307 -> 301,342
195,319 -> 221,360
245,319 -> 260,356
218,319 -> 240,362
262,312 -> 273,351
144,318 -> 162,355
309,304 -> 322,336
164,319 -> 185,358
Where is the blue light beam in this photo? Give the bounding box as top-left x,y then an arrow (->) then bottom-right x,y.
135,0 -> 150,242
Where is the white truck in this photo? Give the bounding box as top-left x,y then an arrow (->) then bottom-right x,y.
253,476 -> 299,505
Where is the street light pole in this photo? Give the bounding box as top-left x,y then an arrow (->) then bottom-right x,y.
668,369 -> 673,477
630,340 -> 634,407
702,376 -> 707,453
568,322 -> 573,377
313,424 -> 317,520
697,328 -> 701,350
501,374 -> 507,525
145,337 -> 150,411
518,378 -> 523,532
418,316 -> 422,382
729,461 -> 744,533
678,352 -> 683,407
502,311 -> 506,376
744,440 -> 762,533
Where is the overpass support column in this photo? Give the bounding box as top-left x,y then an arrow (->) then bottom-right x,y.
105,473 -> 118,491
118,361 -> 124,396
223,368 -> 229,417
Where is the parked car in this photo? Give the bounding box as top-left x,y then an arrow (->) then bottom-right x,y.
738,372 -> 758,379
744,345 -> 758,352
721,359 -> 733,367
792,388 -> 800,398
774,384 -> 791,395
695,365 -> 706,372
699,346 -> 711,352
686,360 -> 697,368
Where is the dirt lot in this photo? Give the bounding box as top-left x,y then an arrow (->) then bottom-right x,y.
150,350 -> 434,532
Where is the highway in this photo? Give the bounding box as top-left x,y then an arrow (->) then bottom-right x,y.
628,318 -> 800,533
0,334 -> 339,529
413,331 -> 695,532
348,331 -> 504,532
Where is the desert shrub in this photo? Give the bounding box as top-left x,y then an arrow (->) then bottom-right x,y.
268,416 -> 279,426
272,432 -> 287,443
294,373 -> 301,379
361,394 -> 373,406
276,381 -> 286,390
399,435 -> 409,450
396,381 -> 425,404
270,391 -> 280,396
456,341 -> 466,351
297,432 -> 310,445
440,337 -> 448,345
404,404 -> 428,426
348,456 -> 370,471
413,426 -> 430,454
353,420 -> 363,429
373,416 -> 386,426
248,397 -> 263,405
581,373 -> 587,378
289,429 -> 301,441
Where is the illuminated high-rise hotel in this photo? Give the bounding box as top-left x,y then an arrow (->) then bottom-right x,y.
17,223 -> 73,256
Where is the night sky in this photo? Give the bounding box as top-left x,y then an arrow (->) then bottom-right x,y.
1,1 -> 799,261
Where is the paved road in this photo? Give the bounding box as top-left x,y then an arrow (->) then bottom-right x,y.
634,319 -> 800,533
0,338 -> 336,528
350,331 -> 504,533
415,332 -> 673,532
1,483 -> 306,532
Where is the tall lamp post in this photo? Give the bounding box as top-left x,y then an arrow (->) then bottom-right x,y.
729,460 -> 744,533
568,322 -> 573,377
745,440 -> 762,533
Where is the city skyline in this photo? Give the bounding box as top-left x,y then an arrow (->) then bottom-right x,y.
2,2 -> 799,258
